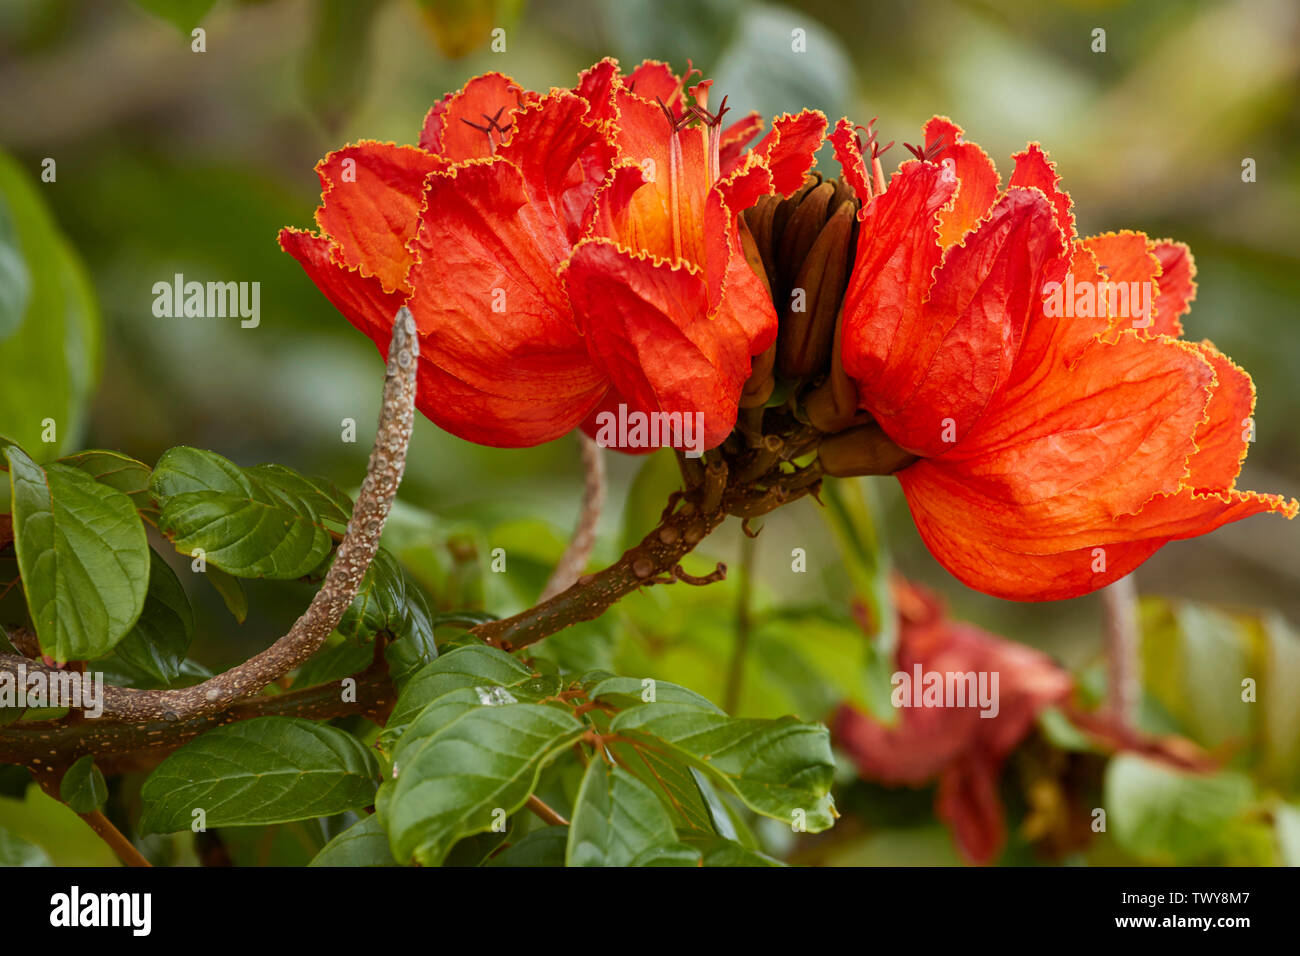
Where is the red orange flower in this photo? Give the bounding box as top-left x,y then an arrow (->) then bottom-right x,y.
823,117 -> 1296,600
280,60 -> 824,451
832,579 -> 1072,864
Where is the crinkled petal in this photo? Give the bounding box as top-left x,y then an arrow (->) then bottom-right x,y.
313,142 -> 441,295
1082,230 -> 1162,334
924,116 -> 1001,249
864,188 -> 1062,457
565,239 -> 758,451
404,158 -> 607,445
749,110 -> 826,197
1151,239 -> 1196,337
1009,143 -> 1075,244
419,72 -> 526,161
717,111 -> 764,178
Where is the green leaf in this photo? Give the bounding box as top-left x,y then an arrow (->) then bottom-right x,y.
567,763 -> 677,867
1105,753 -> 1258,864
679,831 -> 784,866
309,814 -> 399,867
610,703 -> 836,831
129,0 -> 217,32
150,447 -> 351,580
587,675 -> 723,713
59,450 -> 156,521
0,151 -> 101,458
0,179 -> 30,341
486,826 -> 567,867
109,548 -> 193,685
205,566 -> 248,623
58,756 -> 107,814
338,547 -> 434,646
0,825 -> 51,866
5,445 -> 150,661
139,717 -> 379,834
382,703 -> 584,866
607,739 -> 716,833
382,643 -> 536,743
292,640 -> 371,690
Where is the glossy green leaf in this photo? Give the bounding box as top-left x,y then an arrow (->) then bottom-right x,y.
587,675 -> 723,713
1105,753 -> 1258,864
607,739 -> 715,833
150,447 -> 351,580
6,445 -> 149,661
382,703 -> 584,866
0,151 -> 100,459
679,831 -> 784,866
59,450 -> 156,521
309,814 -> 398,867
610,703 -> 837,831
0,825 -> 51,866
110,548 -> 193,685
338,547 -> 434,647
139,717 -> 379,834
486,826 -> 567,867
58,756 -> 107,814
382,643 -> 536,743
567,763 -> 677,867
205,566 -> 248,623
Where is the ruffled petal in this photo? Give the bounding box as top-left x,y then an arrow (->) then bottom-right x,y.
279,227 -> 407,344
313,142 -> 441,294
1008,143 -> 1075,244
418,72 -> 526,161
1082,230 -> 1161,334
717,111 -> 764,178
864,187 -> 1062,457
1151,239 -> 1196,338
749,110 -> 826,197
1185,343 -> 1253,490
828,117 -> 873,204
924,116 -> 1001,249
403,158 -> 608,445
565,238 -> 758,451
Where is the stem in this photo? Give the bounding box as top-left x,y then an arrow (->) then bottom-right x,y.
538,432 -> 606,602
724,531 -> 756,714
0,307 -> 418,723
1101,574 -> 1141,727
525,794 -> 569,827
81,809 -> 152,868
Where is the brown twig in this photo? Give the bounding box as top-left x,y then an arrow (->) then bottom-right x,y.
0,307 -> 418,723
81,809 -> 153,868
539,432 -> 606,602
525,794 -> 570,827
1101,574 -> 1141,727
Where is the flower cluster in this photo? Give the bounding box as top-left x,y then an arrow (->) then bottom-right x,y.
282,60 -> 1295,602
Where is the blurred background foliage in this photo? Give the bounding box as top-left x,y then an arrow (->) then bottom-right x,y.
0,0 -> 1297,866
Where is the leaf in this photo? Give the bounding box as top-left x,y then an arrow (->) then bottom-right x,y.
606,739 -> 716,833
338,547 -> 434,646
679,831 -> 784,867
5,445 -> 150,661
381,643 -> 536,743
1104,753 -> 1258,864
381,703 -> 584,865
139,717 -> 379,834
486,826 -> 568,867
129,0 -> 217,32
0,151 -> 101,458
0,180 -> 31,341
59,450 -> 156,521
309,814 -> 399,867
627,842 -> 702,866
292,640 -> 372,690
567,763 -> 677,867
0,825 -> 51,866
110,548 -> 194,685
610,703 -> 837,831
150,447 -> 351,580
205,566 -> 248,623
587,675 -> 723,713
58,756 -> 107,814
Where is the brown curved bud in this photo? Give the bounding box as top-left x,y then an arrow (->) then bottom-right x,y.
818,422 -> 919,477
741,340 -> 776,408
803,303 -> 862,434
777,199 -> 855,379
776,181 -> 834,293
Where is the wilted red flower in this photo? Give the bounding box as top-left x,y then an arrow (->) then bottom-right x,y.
820,117 -> 1296,600
832,579 -> 1073,864
280,60 -> 824,451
